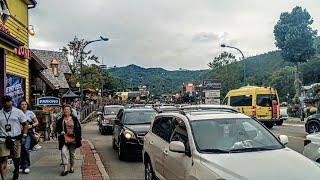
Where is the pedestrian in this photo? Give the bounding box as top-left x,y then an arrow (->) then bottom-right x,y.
18,100 -> 39,174
55,104 -> 82,176
0,96 -> 28,180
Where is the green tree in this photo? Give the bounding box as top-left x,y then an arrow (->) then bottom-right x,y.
266,66 -> 295,102
208,52 -> 243,97
274,6 -> 317,97
62,36 -> 99,73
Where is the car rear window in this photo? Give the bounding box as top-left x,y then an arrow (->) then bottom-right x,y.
230,95 -> 252,106
257,94 -> 277,107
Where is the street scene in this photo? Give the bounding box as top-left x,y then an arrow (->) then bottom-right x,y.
0,0 -> 320,180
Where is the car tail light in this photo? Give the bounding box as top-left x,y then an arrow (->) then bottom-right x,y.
252,106 -> 256,116
304,139 -> 311,146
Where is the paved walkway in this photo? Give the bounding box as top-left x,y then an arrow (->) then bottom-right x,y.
6,140 -> 104,180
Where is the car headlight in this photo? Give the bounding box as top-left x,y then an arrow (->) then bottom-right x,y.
123,130 -> 136,140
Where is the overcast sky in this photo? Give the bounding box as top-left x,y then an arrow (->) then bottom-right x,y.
29,0 -> 320,70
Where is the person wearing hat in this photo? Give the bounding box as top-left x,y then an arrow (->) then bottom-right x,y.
0,96 -> 28,180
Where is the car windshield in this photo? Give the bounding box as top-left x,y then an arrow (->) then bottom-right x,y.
191,118 -> 283,153
124,111 -> 157,125
104,107 -> 121,115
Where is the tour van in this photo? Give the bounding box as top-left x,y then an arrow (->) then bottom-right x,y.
223,86 -> 280,128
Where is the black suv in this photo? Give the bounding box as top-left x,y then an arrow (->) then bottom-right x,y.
112,108 -> 157,160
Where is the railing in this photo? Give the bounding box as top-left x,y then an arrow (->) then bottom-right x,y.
79,103 -> 103,122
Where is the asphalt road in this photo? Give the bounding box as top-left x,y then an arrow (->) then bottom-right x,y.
83,121 -> 144,180
83,120 -> 307,180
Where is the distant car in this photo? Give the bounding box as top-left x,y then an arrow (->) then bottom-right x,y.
113,108 -> 157,160
99,105 -> 123,135
303,133 -> 320,163
305,113 -> 320,134
276,107 -> 289,126
143,107 -> 320,180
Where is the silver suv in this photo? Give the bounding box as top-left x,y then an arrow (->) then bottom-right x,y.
143,106 -> 320,180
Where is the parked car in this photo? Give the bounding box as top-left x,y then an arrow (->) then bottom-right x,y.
276,107 -> 289,126
99,105 -> 124,135
303,133 -> 320,163
113,108 -> 157,160
143,108 -> 320,180
305,113 -> 320,134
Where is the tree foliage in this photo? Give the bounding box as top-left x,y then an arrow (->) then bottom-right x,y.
62,36 -> 99,73
208,52 -> 243,97
266,66 -> 296,102
274,6 -> 317,64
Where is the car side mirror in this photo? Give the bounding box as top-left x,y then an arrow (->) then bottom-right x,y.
169,141 -> 186,153
279,135 -> 289,145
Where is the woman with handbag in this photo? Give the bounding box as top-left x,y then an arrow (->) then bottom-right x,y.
55,104 -> 82,176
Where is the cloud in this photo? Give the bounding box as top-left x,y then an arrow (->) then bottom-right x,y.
29,0 -> 320,70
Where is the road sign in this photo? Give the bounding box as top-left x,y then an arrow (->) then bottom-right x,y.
203,90 -> 220,98
37,97 -> 61,106
205,98 -> 220,105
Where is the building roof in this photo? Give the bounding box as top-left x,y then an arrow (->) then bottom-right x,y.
32,49 -> 72,89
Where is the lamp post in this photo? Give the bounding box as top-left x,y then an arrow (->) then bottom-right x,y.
220,44 -> 246,84
79,36 -> 109,108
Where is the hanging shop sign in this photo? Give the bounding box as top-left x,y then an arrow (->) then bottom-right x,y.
14,46 -> 32,59
5,74 -> 26,107
37,97 -> 61,106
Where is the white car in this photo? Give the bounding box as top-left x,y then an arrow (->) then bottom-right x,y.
303,133 -> 320,163
143,108 -> 320,180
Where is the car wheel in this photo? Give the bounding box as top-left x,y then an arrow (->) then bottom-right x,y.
308,121 -> 320,134
118,141 -> 126,161
276,119 -> 283,126
145,159 -> 155,180
264,122 -> 274,129
112,138 -> 117,150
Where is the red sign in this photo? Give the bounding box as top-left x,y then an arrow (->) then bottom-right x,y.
14,47 -> 32,60
0,24 -> 10,34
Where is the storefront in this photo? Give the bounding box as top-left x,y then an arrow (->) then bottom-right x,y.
0,0 -> 37,106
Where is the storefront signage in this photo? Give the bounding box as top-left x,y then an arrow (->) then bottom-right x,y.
14,46 -> 32,60
5,74 -> 25,107
203,80 -> 221,90
37,97 -> 61,106
203,90 -> 220,98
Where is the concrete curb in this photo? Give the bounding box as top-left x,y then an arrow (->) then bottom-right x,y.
87,140 -> 110,180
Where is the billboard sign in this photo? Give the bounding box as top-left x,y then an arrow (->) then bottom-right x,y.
6,74 -> 25,107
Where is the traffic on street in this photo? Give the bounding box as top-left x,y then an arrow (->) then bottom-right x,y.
83,104 -> 320,180
2,1 -> 320,180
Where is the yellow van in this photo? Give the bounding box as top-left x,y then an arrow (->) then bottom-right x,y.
223,86 -> 280,128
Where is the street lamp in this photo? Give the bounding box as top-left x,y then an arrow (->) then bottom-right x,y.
79,36 -> 109,108
220,44 -> 246,84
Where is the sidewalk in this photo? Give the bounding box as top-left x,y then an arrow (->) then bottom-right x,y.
284,117 -> 306,125
6,140 -> 105,180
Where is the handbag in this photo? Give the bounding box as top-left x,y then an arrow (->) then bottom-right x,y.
62,119 -> 76,144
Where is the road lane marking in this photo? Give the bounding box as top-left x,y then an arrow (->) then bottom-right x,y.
282,123 -> 305,127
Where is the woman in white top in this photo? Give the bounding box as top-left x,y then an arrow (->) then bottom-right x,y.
18,101 -> 39,174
